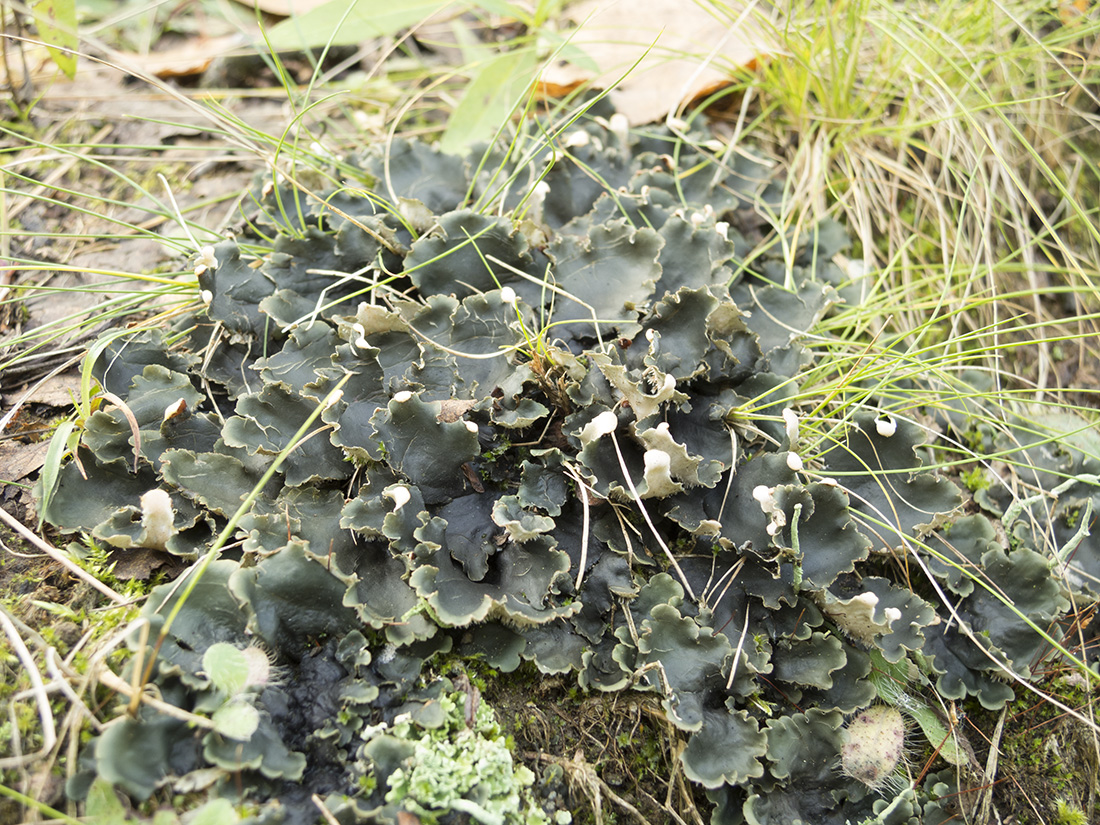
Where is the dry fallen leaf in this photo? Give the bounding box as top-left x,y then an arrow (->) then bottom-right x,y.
541,0 -> 773,125
2,371 -> 82,410
0,39 -> 58,91
108,547 -> 187,581
115,34 -> 246,79
0,441 -> 50,484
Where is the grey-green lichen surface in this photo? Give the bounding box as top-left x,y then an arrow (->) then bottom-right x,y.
43,101 -> 1098,825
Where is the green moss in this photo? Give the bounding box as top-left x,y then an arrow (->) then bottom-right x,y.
1054,799 -> 1088,825
970,679 -> 1098,825
961,466 -> 990,492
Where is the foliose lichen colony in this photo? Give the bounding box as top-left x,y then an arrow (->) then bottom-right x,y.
42,101 -> 1100,824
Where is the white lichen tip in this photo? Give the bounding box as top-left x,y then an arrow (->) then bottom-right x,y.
564,130 -> 590,149
822,591 -> 904,647
752,484 -> 774,505
697,519 -> 722,537
579,410 -> 619,445
644,449 -> 671,473
608,112 -> 629,145
352,322 -> 371,349
393,390 -> 413,403
642,449 -> 682,497
690,211 -> 707,228
786,452 -> 804,472
194,246 -> 218,277
200,289 -> 214,305
499,286 -> 517,305
715,221 -> 729,240
163,398 -> 187,422
875,415 -> 897,438
465,421 -> 479,434
385,485 -> 412,512
139,489 -> 174,551
782,408 -> 799,446
753,484 -> 787,534
850,591 -> 879,611
322,389 -> 343,410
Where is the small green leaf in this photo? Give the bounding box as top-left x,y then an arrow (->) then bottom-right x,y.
211,701 -> 260,742
202,642 -> 250,696
85,778 -> 128,825
37,419 -> 75,528
441,49 -> 539,156
267,0 -> 448,50
187,798 -> 239,825
31,0 -> 78,79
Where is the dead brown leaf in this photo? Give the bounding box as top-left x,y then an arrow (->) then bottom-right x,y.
108,547 -> 187,581
541,0 -> 773,125
0,38 -> 55,91
2,372 -> 82,410
115,35 -> 247,79
0,440 -> 49,483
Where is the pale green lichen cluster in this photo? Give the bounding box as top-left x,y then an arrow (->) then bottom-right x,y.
368,691 -> 567,825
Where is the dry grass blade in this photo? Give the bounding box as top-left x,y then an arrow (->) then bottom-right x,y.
0,605 -> 55,769
0,506 -> 126,604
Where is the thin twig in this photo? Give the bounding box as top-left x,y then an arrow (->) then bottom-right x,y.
608,429 -> 695,600
0,605 -> 56,768
532,751 -> 651,825
96,667 -> 216,731
44,648 -> 103,732
311,794 -> 342,825
565,463 -> 595,591
725,608 -> 752,691
975,707 -> 1007,825
0,505 -> 126,603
